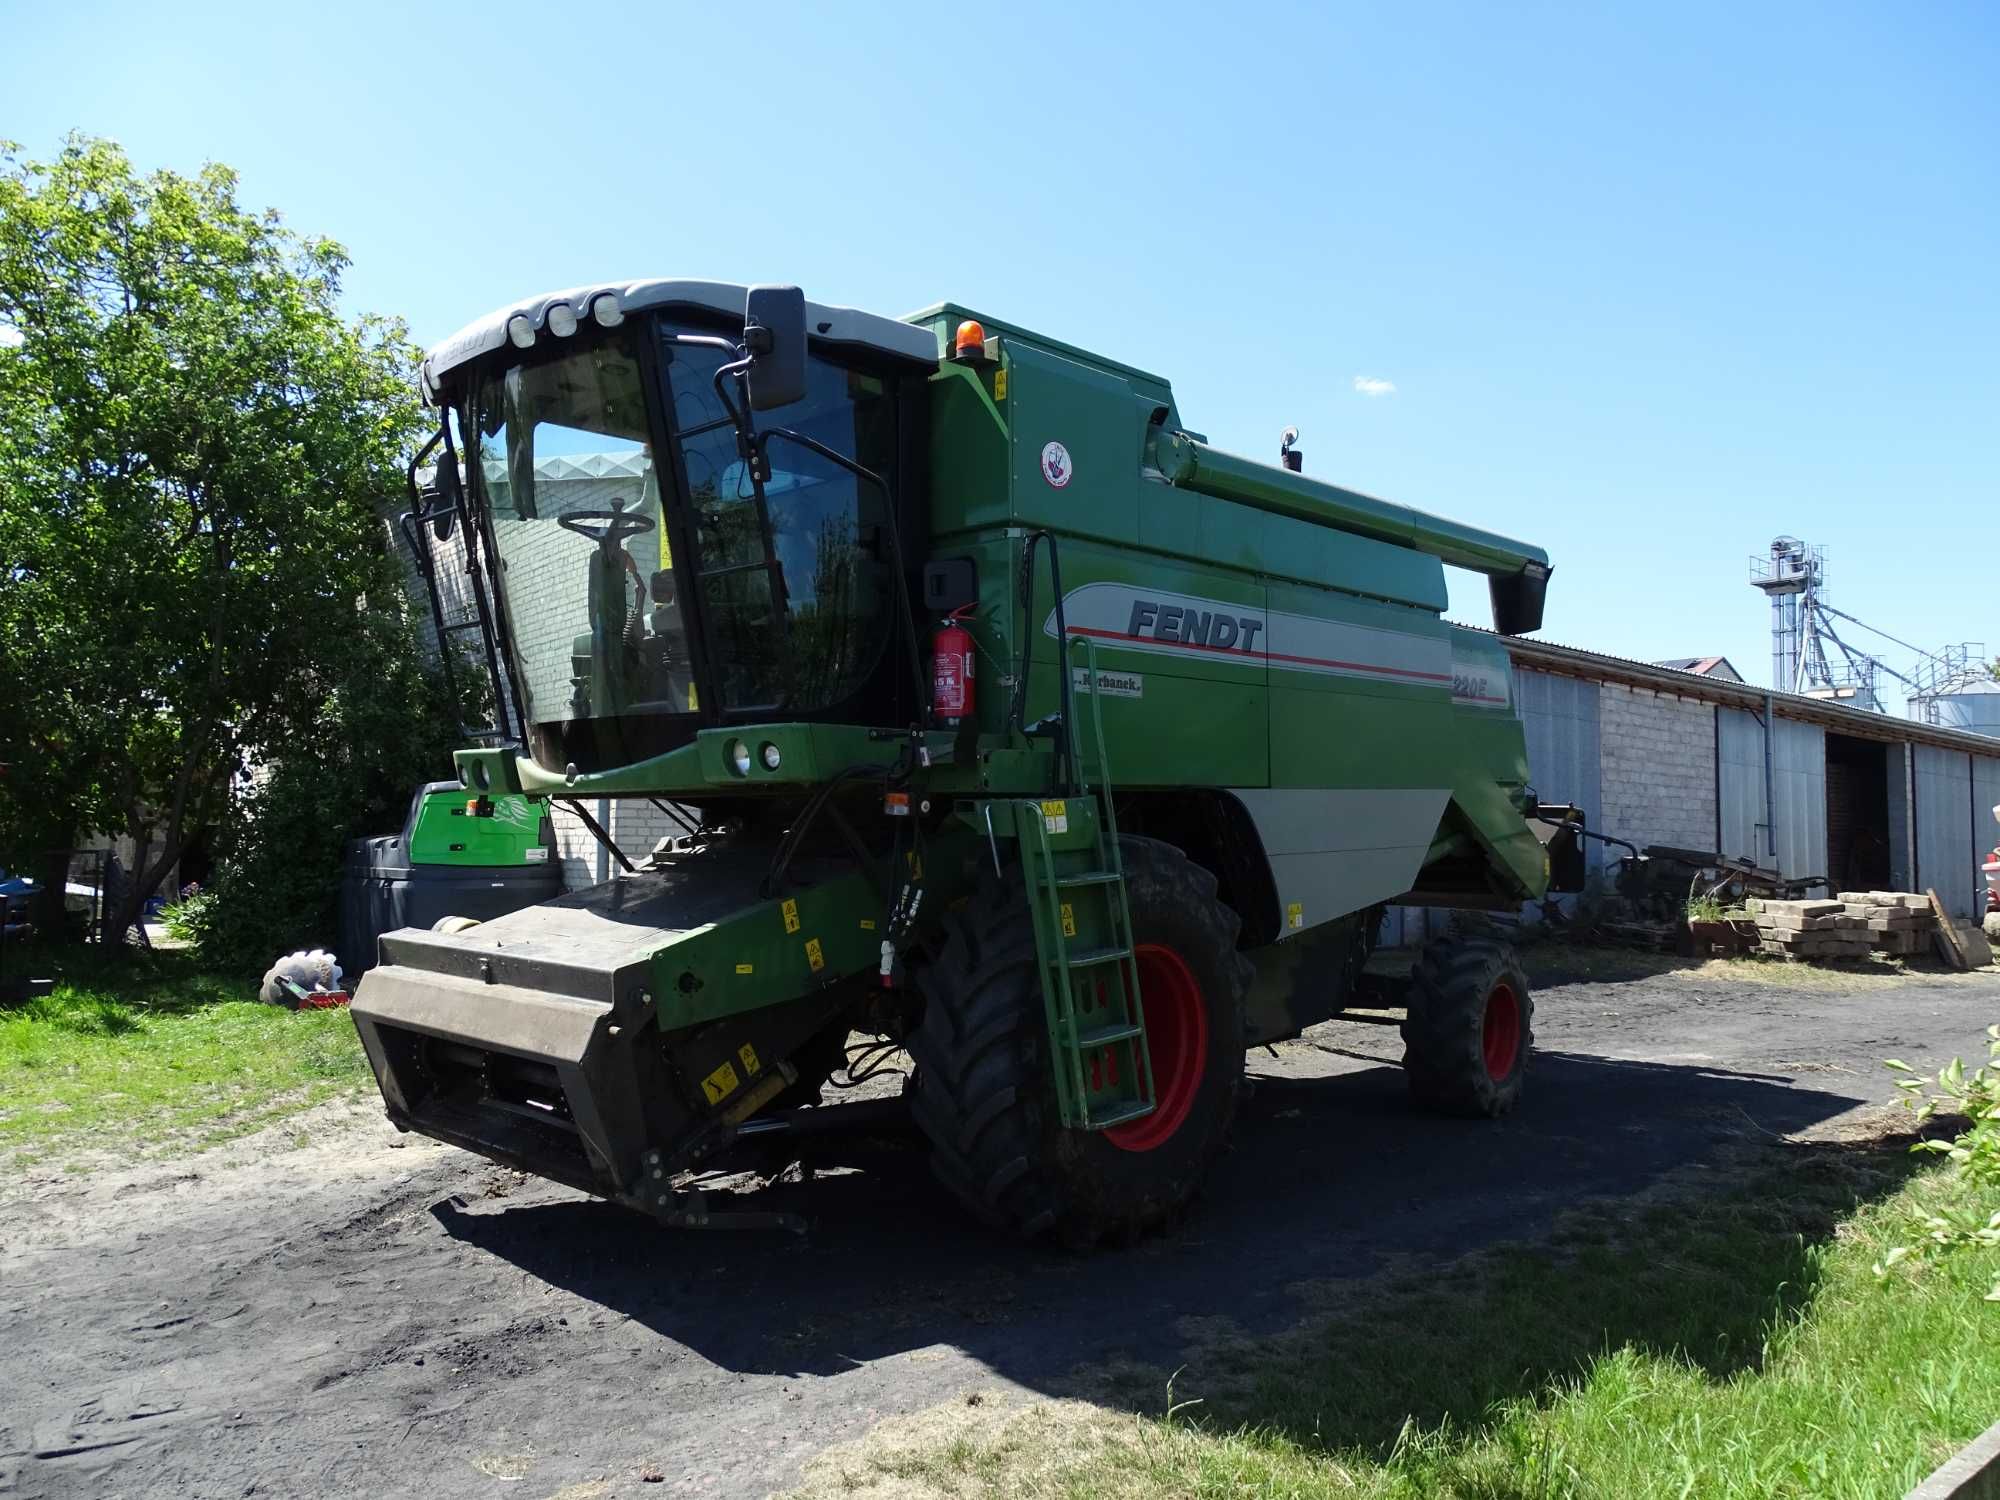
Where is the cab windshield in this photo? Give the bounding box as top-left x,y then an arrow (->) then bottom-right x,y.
471,321 -> 896,767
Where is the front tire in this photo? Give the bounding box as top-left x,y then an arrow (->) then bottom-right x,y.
908,836 -> 1250,1246
1400,933 -> 1533,1117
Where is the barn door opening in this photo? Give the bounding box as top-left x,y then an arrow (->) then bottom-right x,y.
1824,734 -> 1890,894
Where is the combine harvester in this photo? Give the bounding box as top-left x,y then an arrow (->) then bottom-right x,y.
353,281 -> 1584,1243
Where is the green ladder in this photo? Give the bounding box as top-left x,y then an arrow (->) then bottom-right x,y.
1011,635 -> 1156,1131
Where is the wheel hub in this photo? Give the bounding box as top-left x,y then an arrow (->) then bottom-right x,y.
1482,980 -> 1522,1082
1107,943 -> 1208,1152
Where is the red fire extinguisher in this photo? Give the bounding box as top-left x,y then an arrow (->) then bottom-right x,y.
932,605 -> 975,728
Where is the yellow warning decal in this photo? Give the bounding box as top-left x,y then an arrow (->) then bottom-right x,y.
1041,799 -> 1069,835
805,937 -> 825,972
993,368 -> 1007,401
1060,902 -> 1077,938
781,898 -> 800,934
738,1043 -> 761,1075
1286,901 -> 1304,930
735,962 -> 754,974
906,850 -> 924,880
701,1060 -> 741,1105
859,918 -> 876,930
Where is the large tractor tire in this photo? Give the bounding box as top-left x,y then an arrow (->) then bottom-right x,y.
1400,932 -> 1533,1117
908,836 -> 1251,1246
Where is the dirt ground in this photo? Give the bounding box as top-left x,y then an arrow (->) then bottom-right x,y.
3,955 -> 1996,1500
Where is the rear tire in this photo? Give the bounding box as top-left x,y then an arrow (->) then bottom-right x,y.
908,836 -> 1250,1246
1400,933 -> 1532,1117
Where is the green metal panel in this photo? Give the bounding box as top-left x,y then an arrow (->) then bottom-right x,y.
408,789 -> 550,867
642,867 -> 886,1030
1151,431 -> 1549,577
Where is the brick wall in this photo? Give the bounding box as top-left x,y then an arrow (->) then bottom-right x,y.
1598,684 -> 1718,852
550,798 -> 698,892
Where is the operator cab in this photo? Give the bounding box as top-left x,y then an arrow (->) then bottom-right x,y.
419,281 -> 939,775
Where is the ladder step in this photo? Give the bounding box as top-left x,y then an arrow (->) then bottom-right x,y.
1073,1021 -> 1142,1048
1055,944 -> 1131,968
1084,1100 -> 1156,1129
1050,870 -> 1122,889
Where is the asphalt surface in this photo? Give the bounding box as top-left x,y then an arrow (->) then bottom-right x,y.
3,956 -> 1996,1499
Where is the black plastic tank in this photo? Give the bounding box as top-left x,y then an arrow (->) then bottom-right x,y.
338,782 -> 561,980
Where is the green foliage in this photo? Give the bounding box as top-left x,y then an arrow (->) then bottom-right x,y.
0,134 -> 428,934
1686,893 -> 1727,923
184,614 -> 474,972
158,887 -> 214,944
1883,1024 -> 2000,1302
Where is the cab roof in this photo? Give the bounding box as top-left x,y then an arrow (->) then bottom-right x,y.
421,278 -> 940,397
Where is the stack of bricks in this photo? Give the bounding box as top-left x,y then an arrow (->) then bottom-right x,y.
1744,899 -> 1874,961
1833,892 -> 1940,957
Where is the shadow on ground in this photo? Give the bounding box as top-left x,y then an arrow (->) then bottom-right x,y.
431,1045 -> 1874,1429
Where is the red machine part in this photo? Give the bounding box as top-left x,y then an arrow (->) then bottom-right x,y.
931,606 -> 975,728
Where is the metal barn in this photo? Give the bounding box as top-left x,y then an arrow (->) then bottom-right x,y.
1502,639 -> 2000,920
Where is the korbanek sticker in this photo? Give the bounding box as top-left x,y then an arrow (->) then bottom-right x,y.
1040,441 -> 1072,488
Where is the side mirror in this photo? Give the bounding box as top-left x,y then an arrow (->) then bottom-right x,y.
431,449 -> 462,541
743,285 -> 807,412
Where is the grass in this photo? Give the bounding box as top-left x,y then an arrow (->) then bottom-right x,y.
1525,941 -> 1960,993
0,945 -> 369,1166
795,1135 -> 2000,1500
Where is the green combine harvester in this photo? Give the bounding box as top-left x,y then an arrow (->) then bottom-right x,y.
354,280 -> 1585,1243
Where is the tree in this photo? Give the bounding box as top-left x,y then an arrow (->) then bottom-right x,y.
0,135 -> 431,944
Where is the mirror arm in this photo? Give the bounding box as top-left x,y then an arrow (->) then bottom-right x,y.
707,357 -> 768,482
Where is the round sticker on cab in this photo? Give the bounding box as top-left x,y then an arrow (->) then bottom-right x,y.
1040,440 -> 1072,489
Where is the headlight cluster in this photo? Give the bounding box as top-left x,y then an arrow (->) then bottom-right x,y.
724,739 -> 783,776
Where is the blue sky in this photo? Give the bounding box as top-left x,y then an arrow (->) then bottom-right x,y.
10,0 -> 1996,697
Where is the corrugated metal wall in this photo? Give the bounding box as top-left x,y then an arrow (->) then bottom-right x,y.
1715,707 -> 1827,884
1971,757 -> 2000,852
1913,744 -> 1977,918
1773,718 -> 1828,884
1716,707 -> 1768,865
1516,668 -> 1604,866
1969,754 -> 2000,907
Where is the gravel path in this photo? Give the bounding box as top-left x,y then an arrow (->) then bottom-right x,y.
3,957 -> 1995,1500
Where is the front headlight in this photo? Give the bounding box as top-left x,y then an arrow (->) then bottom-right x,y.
727,739 -> 752,776
760,742 -> 782,772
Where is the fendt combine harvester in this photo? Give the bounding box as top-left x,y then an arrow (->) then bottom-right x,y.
354,280 -> 1585,1244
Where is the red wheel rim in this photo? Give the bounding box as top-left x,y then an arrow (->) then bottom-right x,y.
1107,943 -> 1208,1153
1482,981 -> 1522,1082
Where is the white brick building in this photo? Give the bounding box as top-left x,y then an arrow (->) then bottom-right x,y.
1596,685 -> 1719,854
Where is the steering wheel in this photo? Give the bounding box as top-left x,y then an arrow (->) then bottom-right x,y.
558,505 -> 656,545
